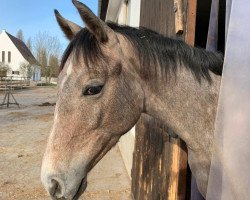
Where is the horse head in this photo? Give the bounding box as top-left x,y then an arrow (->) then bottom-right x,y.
41,1 -> 144,199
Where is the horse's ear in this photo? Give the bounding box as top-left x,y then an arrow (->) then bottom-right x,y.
72,0 -> 108,43
54,9 -> 82,40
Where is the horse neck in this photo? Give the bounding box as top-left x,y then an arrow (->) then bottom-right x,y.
141,65 -> 221,149
118,32 -> 221,149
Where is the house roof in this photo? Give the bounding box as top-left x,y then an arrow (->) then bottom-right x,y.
6,32 -> 39,65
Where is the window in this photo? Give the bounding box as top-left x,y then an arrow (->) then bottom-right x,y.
12,71 -> 19,75
8,51 -> 11,63
2,51 -> 5,62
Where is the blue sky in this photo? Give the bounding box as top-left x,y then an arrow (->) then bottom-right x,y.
0,0 -> 98,49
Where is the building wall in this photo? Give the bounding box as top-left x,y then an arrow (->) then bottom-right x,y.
116,0 -> 141,179
0,30 -> 29,75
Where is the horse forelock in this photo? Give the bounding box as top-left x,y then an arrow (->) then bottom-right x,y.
60,28 -> 106,74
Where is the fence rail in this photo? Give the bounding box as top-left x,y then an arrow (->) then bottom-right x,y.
0,76 -> 30,91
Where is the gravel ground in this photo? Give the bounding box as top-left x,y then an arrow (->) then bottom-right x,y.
0,87 -> 131,200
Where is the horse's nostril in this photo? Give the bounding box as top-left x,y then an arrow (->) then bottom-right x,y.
49,178 -> 64,199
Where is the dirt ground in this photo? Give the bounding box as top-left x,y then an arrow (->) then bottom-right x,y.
0,87 -> 131,200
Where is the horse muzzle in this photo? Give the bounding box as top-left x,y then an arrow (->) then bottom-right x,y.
41,166 -> 87,200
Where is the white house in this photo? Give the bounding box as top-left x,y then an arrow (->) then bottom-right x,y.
0,30 -> 41,81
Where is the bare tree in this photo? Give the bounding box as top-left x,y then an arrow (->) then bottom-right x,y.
17,29 -> 24,41
19,62 -> 33,78
48,54 -> 59,83
26,37 -> 32,52
34,32 -> 62,83
37,47 -> 48,82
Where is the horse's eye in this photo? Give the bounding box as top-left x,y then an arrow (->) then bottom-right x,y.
83,85 -> 103,96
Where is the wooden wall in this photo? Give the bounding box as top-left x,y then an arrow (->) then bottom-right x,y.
131,0 -> 195,199
132,115 -> 189,200
139,0 -> 175,36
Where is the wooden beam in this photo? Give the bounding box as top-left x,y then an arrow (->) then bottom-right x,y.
185,0 -> 197,45
168,139 -> 188,199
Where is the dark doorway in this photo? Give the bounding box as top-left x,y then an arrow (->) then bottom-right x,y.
195,0 -> 226,53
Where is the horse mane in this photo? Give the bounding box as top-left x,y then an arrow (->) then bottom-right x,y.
60,22 -> 223,82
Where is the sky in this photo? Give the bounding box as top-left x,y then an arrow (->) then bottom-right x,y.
0,0 -> 98,50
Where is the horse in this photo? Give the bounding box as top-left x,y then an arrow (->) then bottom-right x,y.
41,0 -> 223,199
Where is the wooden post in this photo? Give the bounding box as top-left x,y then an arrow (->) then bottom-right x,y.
168,139 -> 188,199
185,0 -> 197,46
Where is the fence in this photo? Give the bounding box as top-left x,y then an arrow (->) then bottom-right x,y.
0,76 -> 30,91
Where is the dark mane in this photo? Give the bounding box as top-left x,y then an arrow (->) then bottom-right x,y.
60,23 -> 223,82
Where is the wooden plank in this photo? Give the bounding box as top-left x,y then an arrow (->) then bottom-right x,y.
185,0 -> 197,45
132,115 -> 170,200
132,115 -> 188,200
168,138 -> 188,199
139,0 -> 175,36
